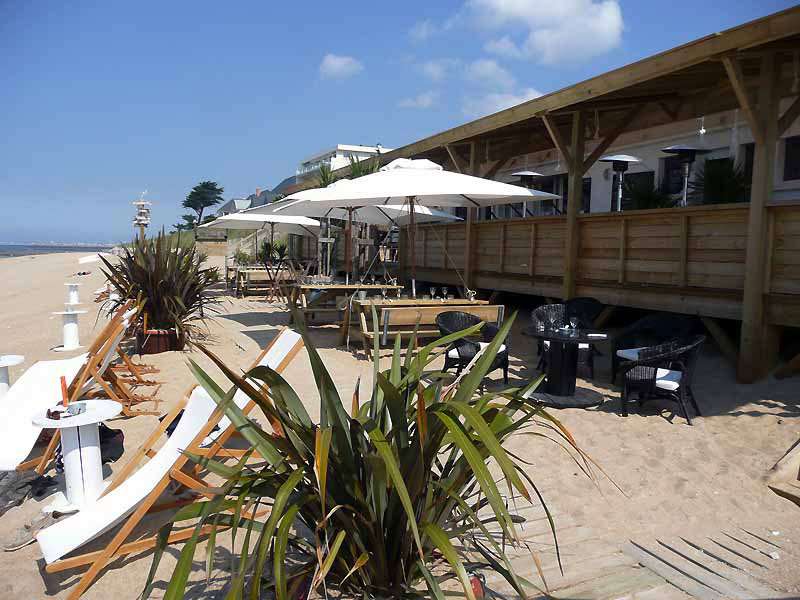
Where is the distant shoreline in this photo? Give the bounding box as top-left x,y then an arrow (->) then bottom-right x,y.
0,244 -> 115,258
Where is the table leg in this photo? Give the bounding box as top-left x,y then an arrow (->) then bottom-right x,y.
60,423 -> 104,508
545,341 -> 578,396
338,302 -> 351,347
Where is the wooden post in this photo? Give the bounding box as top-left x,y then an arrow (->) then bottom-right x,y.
731,53 -> 780,382
679,214 -> 689,287
442,226 -> 448,269
563,111 -> 586,299
499,223 -> 506,273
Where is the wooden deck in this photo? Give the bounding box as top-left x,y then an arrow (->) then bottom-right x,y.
399,202 -> 800,327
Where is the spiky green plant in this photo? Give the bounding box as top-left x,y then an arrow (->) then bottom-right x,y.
100,231 -> 220,340
689,158 -> 749,204
142,312 -> 590,599
348,154 -> 380,179
622,177 -> 676,210
316,163 -> 338,188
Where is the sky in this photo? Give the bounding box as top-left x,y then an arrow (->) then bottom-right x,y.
1,0 -> 796,243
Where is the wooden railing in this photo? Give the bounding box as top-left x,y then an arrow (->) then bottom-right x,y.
401,203 -> 800,325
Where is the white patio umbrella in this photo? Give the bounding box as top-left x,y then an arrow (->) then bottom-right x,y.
275,158 -> 559,294
199,212 -> 320,248
252,198 -> 460,226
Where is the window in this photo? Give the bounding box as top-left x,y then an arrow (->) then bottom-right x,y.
784,135 -> 800,181
661,156 -> 684,194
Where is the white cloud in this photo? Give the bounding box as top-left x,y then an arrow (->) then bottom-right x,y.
464,58 -> 515,90
409,19 -> 437,42
319,54 -> 364,79
398,91 -> 440,109
470,0 -> 623,64
462,86 -> 542,118
420,58 -> 459,81
484,36 -> 523,59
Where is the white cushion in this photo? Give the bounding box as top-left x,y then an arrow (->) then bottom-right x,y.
448,342 -> 506,359
655,368 -> 682,391
543,340 -> 590,350
616,347 -> 646,361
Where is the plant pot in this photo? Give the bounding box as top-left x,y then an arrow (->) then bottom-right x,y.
137,328 -> 184,354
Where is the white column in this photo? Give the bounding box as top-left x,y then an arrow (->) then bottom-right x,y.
53,309 -> 88,351
60,424 -> 104,506
65,283 -> 81,305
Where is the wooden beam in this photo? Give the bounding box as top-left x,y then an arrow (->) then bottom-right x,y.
778,95 -> 800,136
738,52 -> 780,383
775,351 -> 800,379
594,305 -> 616,328
542,114 -> 573,166
464,210 -> 474,290
481,155 -> 513,179
528,222 -> 536,278
582,104 -> 646,173
657,99 -> 681,121
444,144 -> 468,173
618,218 -> 627,284
700,317 -> 739,368
499,224 -> 506,273
562,111 -> 585,299
722,54 -> 765,144
679,214 -> 689,287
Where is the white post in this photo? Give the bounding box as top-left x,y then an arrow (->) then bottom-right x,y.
65,282 -> 81,305
0,355 -> 24,398
53,308 -> 88,351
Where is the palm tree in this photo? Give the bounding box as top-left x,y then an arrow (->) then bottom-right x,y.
316,164 -> 337,188
347,154 -> 380,178
183,181 -> 224,236
172,214 -> 197,233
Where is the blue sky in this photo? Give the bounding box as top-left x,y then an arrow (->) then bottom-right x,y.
1,0 -> 795,243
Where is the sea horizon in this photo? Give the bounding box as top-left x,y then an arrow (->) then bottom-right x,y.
0,242 -> 117,258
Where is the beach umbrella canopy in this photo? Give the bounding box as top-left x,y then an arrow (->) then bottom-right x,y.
251,198 -> 460,227
275,158 -> 559,293
199,212 -> 320,248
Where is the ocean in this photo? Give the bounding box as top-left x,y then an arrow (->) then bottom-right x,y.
0,244 -> 115,258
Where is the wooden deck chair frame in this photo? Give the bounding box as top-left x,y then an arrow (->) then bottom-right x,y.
16,302 -> 138,475
45,328 -> 304,599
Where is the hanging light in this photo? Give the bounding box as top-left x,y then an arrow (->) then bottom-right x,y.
661,144 -> 711,207
599,155 -> 641,212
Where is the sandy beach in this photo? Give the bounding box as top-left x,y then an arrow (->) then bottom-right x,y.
0,251 -> 798,599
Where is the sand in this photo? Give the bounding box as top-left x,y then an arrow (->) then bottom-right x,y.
0,251 -> 798,598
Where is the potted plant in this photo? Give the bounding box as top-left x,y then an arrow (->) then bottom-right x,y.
100,232 -> 220,354
142,311 -> 593,598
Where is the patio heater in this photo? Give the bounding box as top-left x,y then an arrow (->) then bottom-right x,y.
132,198 -> 152,240
661,144 -> 711,207
513,170 -> 544,216
599,155 -> 641,212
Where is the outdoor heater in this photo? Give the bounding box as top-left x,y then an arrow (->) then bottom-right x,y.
513,170 -> 545,216
661,144 -> 711,207
599,154 -> 641,212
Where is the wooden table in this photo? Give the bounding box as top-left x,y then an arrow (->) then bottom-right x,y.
287,284 -> 404,343
352,298 -> 491,347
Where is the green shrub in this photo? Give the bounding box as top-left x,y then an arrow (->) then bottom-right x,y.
100,231 -> 220,340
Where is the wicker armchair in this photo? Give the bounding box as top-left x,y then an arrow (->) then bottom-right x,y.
565,297 -> 604,327
611,312 -> 696,382
619,335 -> 705,424
436,311 -> 509,384
531,303 -> 597,378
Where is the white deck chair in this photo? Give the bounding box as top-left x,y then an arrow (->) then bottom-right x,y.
1,306 -> 138,473
36,328 -> 304,599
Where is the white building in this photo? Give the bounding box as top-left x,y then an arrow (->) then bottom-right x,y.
486,100 -> 800,219
296,144 -> 391,177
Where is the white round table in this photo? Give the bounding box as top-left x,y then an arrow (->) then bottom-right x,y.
32,400 -> 122,513
0,355 -> 24,398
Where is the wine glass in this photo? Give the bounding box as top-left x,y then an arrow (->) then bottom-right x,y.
569,316 -> 579,330
430,287 -> 437,299
441,286 -> 448,300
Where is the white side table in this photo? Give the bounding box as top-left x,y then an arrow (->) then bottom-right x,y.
0,355 -> 24,398
32,400 -> 122,513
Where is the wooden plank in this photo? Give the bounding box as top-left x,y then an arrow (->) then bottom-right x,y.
383,304 -> 503,327
442,226 -> 448,270
623,541 -> 726,600
542,114 -> 573,166
679,214 -> 689,286
529,222 -> 536,278
721,55 -> 764,144
499,223 -> 506,273
563,110 -> 585,299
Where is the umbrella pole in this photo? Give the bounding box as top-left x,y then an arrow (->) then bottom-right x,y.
345,208 -> 353,285
409,196 -> 416,298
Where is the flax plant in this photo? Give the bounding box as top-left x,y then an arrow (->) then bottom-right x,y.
142,311 -> 590,599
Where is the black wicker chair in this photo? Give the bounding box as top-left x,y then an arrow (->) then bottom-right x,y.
611,312 -> 696,383
565,297 -> 604,327
619,335 -> 705,424
436,311 -> 509,384
531,303 -> 597,378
